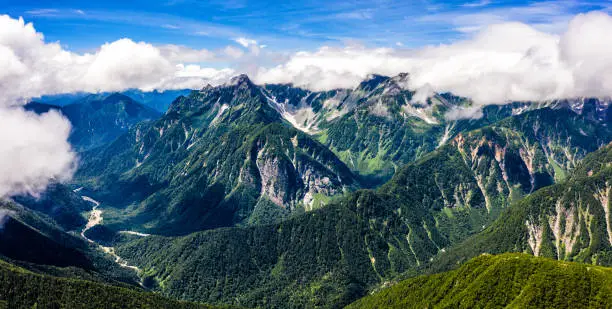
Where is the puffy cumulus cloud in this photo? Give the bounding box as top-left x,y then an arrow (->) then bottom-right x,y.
0,15 -> 234,198
223,46 -> 245,59
162,64 -> 236,89
254,46 -> 404,91
255,11 -> 612,112
559,12 -> 612,97
0,108 -> 75,198
0,15 -> 234,104
158,44 -> 216,63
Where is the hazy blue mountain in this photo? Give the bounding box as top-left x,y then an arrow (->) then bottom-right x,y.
26,93 -> 161,151
34,89 -> 192,112
121,89 -> 193,112
62,93 -> 161,150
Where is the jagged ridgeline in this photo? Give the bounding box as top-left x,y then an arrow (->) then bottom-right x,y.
346,253 -> 612,309
433,143 -> 612,270
264,73 -> 471,184
264,74 -> 611,185
75,73 -> 611,236
112,107 -> 611,308
77,75 -> 359,235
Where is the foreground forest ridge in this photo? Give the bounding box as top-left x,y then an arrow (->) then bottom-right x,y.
1,73 -> 612,308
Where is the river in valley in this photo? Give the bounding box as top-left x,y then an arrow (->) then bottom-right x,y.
76,188 -> 147,278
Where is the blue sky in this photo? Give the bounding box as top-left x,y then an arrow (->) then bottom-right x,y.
3,0 -> 610,52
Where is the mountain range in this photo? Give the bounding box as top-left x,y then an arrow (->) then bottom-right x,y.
2,73 -> 612,308
33,89 -> 192,112
26,93 -> 161,151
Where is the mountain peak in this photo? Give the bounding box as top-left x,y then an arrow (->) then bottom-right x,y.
200,84 -> 213,92
228,74 -> 254,87
103,92 -> 135,104
357,74 -> 390,92
391,72 -> 409,84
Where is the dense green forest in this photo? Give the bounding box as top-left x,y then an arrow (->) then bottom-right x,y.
113,115 -> 611,308
0,259 -> 235,309
430,143 -> 612,273
346,253 -> 612,309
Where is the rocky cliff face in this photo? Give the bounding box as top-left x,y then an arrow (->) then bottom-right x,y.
523,160 -> 612,262
76,75 -> 357,235
264,74 -> 612,185
433,144 -> 612,270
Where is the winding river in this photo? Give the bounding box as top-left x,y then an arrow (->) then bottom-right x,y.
76,188 -> 146,277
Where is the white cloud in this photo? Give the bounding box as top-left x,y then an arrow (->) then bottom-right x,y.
25,9 -> 60,17
0,209 -> 14,230
158,44 -> 215,62
421,1 -> 578,35
0,15 -> 234,104
462,0 -> 491,8
234,37 -> 257,48
162,24 -> 180,29
254,46 -> 402,91
5,11 -> 612,120
0,108 -> 75,198
0,15 -> 233,198
223,45 -> 245,59
255,11 -> 612,111
164,64 -> 235,89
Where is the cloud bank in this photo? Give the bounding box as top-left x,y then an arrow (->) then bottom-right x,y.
0,209 -> 14,230
254,11 -> 612,108
0,15 -> 234,105
0,108 -> 75,198
5,11 -> 612,107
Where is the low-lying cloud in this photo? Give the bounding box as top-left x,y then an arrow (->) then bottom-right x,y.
0,209 -> 14,230
254,11 -> 612,109
0,108 -> 75,198
4,11 -> 612,108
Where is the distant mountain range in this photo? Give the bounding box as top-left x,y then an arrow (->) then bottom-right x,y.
26,93 -> 161,151
33,89 -> 192,112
